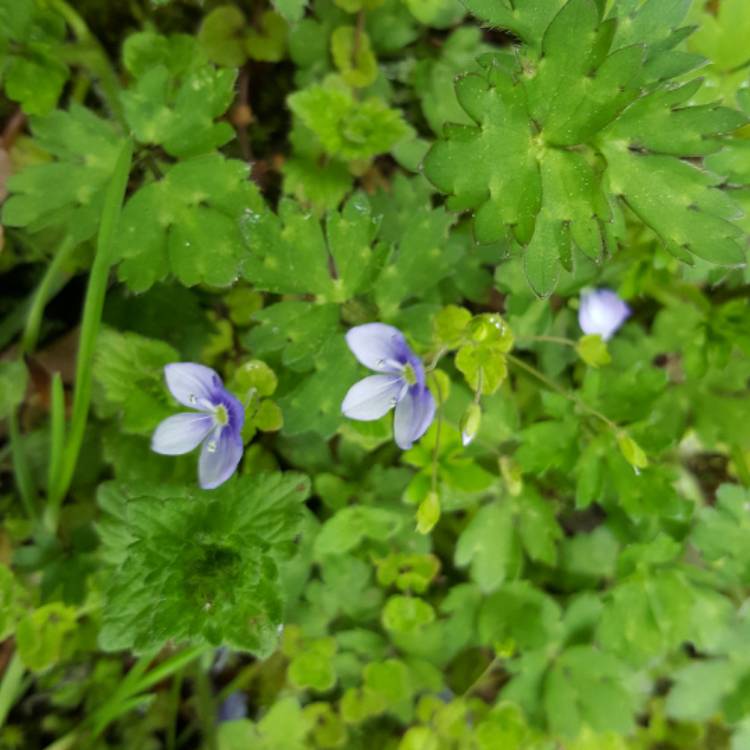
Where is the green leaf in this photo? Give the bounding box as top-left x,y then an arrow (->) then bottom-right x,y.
478,581 -> 561,651
416,491 -> 441,535
382,595 -> 436,634
454,501 -> 522,593
433,305 -> 472,348
246,11 -> 288,62
601,144 -> 746,267
98,473 -> 310,655
273,0 -> 308,23
598,569 -> 695,666
93,327 -> 178,434
403,0 -> 464,28
0,360 -> 27,419
454,314 -> 514,394
461,0 -> 567,48
2,106 -> 123,241
279,336 -> 360,438
314,505 -> 405,558
414,27 -> 492,135
241,193 -> 382,300
331,26 -> 378,88
543,646 -> 638,737
422,62 -> 541,247
576,334 -> 611,368
198,5 -> 247,67
121,59 -> 236,158
245,302 -> 340,372
616,432 -> 648,470
692,484 -> 750,585
116,154 -> 264,292
288,637 -> 338,691
288,82 -> 409,161
0,564 -> 28,640
0,0 -> 68,114
689,0 -> 750,73
16,603 -> 77,671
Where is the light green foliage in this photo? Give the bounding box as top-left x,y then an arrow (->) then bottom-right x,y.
331,26 -> 377,88
16,603 -> 77,671
116,154 -> 264,291
97,473 -> 310,654
2,106 -> 123,241
288,81 -> 409,161
576,334 -> 611,368
376,553 -> 440,593
288,637 -> 338,691
93,328 -> 178,434
0,564 -> 28,640
425,0 -> 747,296
0,0 -> 68,114
382,595 -> 435,634
314,505 -> 405,558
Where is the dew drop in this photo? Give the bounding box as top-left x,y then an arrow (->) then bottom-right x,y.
188,393 -> 198,405
207,440 -> 218,453
376,358 -> 386,367
389,397 -> 398,407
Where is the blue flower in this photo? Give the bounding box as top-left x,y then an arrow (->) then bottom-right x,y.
341,323 -> 435,450
578,288 -> 631,341
217,691 -> 248,723
151,363 -> 245,489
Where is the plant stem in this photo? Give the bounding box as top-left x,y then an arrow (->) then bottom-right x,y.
522,334 -> 577,348
429,373 -> 444,494
507,353 -> 618,431
21,235 -> 77,355
49,139 -> 132,521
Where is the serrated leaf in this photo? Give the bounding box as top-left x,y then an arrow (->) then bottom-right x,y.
93,327 -> 178,434
2,105 -> 123,241
576,334 -> 611,368
461,0 -> 567,48
121,61 -> 236,158
288,83 -> 409,161
314,505 -> 405,558
382,595 -> 435,634
241,193 -> 382,300
98,473 -> 310,655
116,154 -> 263,292
16,603 -> 77,671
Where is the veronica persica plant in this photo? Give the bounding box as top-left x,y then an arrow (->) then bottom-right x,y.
341,324 -> 435,450
578,289 -> 631,341
151,363 -> 244,489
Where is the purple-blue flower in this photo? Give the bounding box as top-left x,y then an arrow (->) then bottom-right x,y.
341,323 -> 435,450
578,288 -> 631,341
151,363 -> 244,489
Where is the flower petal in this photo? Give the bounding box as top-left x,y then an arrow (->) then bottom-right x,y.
393,385 -> 435,450
342,375 -> 404,421
164,362 -> 223,409
578,289 -> 631,341
345,324 -> 411,373
199,428 -> 243,490
151,412 -> 214,455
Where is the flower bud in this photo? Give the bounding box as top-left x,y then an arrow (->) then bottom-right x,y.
578,288 -> 631,341
460,402 -> 482,446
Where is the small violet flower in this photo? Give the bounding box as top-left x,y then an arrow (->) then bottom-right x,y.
341,323 -> 435,450
217,691 -> 248,723
578,288 -> 631,342
151,363 -> 244,490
